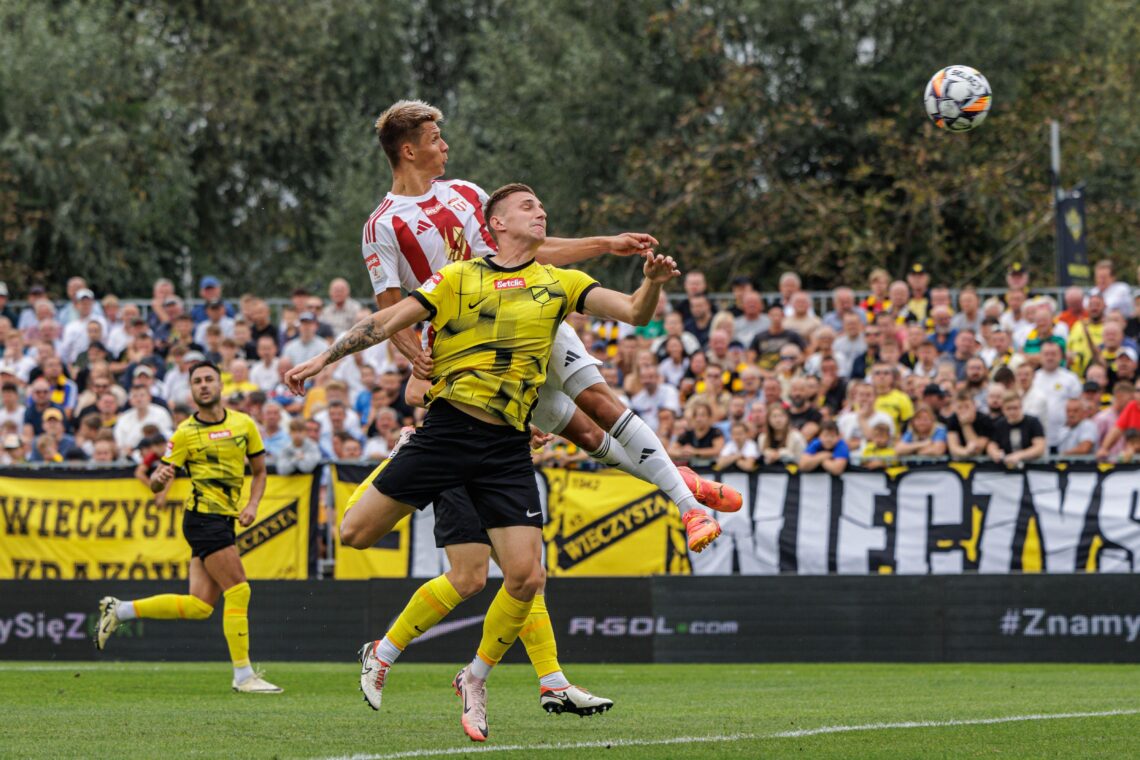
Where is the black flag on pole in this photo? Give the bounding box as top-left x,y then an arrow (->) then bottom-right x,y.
1054,187 -> 1089,286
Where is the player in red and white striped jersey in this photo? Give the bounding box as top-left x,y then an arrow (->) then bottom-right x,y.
347,100 -> 738,718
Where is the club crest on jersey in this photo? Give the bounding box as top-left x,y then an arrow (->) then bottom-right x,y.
208,429 -> 234,441
165,440 -> 174,456
494,277 -> 526,290
529,286 -> 552,304
447,197 -> 469,213
421,272 -> 444,293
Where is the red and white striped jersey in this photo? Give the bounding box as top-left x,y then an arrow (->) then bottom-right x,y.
361,179 -> 498,294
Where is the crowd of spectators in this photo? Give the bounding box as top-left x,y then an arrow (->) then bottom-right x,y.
2,259 -> 1140,482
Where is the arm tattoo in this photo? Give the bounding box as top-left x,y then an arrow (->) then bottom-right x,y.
324,319 -> 388,365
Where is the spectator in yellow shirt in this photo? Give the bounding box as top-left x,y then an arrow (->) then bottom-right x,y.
870,361 -> 914,434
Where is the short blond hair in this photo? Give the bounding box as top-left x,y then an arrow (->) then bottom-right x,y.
374,100 -> 443,167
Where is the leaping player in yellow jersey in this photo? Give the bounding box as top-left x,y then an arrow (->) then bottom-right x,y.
286,183 -> 682,742
94,361 -> 282,694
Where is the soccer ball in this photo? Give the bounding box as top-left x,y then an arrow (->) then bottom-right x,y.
923,65 -> 992,132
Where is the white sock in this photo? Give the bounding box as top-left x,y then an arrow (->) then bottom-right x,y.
233,664 -> 254,682
469,656 -> 492,681
375,636 -> 403,665
587,433 -> 633,469
540,671 -> 571,689
116,601 -> 137,621
609,410 -> 700,512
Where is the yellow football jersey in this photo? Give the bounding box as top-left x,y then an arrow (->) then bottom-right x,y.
411,255 -> 599,430
163,409 -> 265,516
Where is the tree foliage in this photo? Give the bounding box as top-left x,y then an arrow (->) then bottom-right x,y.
1,0 -> 1136,298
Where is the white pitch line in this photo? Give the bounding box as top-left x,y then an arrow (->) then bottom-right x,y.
0,663 -> 168,672
316,708 -> 1140,760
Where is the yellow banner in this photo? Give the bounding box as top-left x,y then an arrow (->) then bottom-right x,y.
331,464 -> 412,579
0,469 -> 315,580
543,469 -> 691,576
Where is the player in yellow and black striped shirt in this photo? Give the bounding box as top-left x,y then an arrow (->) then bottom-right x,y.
94,361 -> 281,694
285,183 -> 679,741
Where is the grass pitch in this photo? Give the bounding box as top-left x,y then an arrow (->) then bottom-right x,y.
2,662 -> 1138,758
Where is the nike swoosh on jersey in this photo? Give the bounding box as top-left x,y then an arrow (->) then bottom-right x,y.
467,296 -> 489,310
526,509 -> 542,518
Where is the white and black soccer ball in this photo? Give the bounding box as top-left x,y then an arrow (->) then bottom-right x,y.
923,65 -> 992,132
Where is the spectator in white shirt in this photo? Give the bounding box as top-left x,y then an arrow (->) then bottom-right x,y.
950,287 -> 984,334
833,312 -> 866,378
113,383 -> 173,455
629,364 -> 680,434
250,335 -> 283,391
59,290 -> 108,364
732,291 -> 770,348
0,381 -> 25,432
275,419 -> 323,474
320,278 -> 363,337
105,303 -> 141,358
837,381 -> 895,450
714,421 -> 759,472
1055,398 -> 1097,456
822,286 -> 866,332
1088,259 -> 1133,318
282,312 -> 328,366
193,300 -> 236,345
57,277 -> 105,325
1022,342 -> 1082,448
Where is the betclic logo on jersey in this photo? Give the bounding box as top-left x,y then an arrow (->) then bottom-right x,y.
207,429 -> 233,440
494,278 -> 526,290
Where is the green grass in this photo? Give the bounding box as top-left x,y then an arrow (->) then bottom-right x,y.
2,662 -> 1138,758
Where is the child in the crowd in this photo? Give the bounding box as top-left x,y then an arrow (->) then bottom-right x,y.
799,420 -> 850,475
860,421 -> 898,469
714,421 -> 759,472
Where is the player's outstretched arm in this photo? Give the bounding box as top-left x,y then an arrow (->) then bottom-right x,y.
536,232 -> 659,267
582,253 -> 680,326
240,453 -> 267,528
375,287 -> 430,363
285,297 -> 429,394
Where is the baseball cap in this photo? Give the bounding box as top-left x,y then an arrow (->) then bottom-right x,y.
1120,346 -> 1139,362
133,364 -> 156,377
1008,261 -> 1026,275
0,282 -> 7,297
200,276 -> 221,289
206,299 -> 224,308
1082,381 -> 1102,393
28,284 -> 45,294
922,383 -> 946,397
2,434 -> 20,449
183,350 -> 206,362
164,296 -> 182,307
42,408 -> 64,422
299,311 -> 317,322
0,362 -> 17,376
76,288 -> 95,300
909,263 -> 926,275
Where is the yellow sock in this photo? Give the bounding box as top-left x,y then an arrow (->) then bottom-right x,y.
387,575 -> 463,649
222,582 -> 251,668
132,594 -> 213,620
518,593 -> 561,678
475,587 -> 534,667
